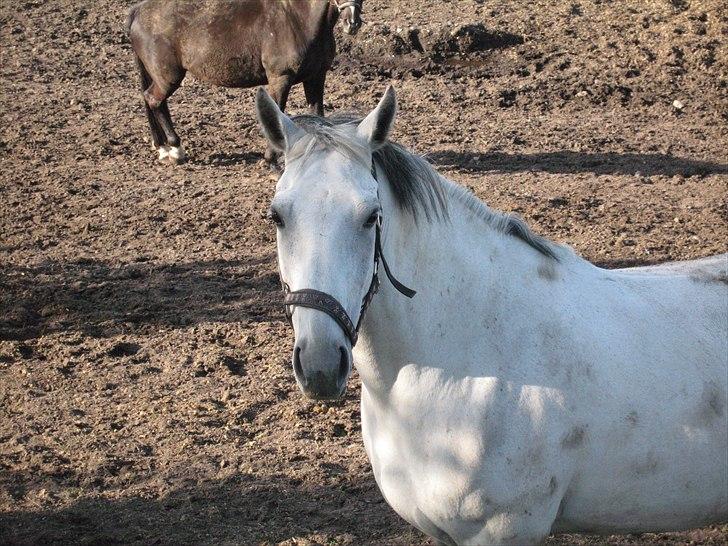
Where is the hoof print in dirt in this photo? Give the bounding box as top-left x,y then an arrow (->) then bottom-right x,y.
17,343 -> 34,359
107,342 -> 141,358
221,354 -> 246,376
498,89 -> 518,108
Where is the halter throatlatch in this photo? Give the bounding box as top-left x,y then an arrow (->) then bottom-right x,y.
281,164 -> 416,347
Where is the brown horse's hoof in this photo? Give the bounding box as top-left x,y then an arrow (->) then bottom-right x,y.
264,146 -> 282,165
167,146 -> 187,165
157,146 -> 187,165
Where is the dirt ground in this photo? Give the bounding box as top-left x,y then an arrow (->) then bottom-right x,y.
1,0 -> 726,544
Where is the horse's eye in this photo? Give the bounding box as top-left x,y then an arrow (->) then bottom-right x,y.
364,211 -> 379,228
266,207 -> 284,227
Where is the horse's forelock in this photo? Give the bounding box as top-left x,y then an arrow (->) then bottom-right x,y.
288,114 -> 370,168
288,114 -> 447,222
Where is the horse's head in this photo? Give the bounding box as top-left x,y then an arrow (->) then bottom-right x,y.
255,86 -> 398,400
334,0 -> 363,35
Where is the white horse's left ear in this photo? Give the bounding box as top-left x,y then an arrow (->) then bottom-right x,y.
255,87 -> 304,154
356,85 -> 397,151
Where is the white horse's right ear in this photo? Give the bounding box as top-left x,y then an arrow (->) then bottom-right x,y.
357,85 -> 397,151
255,87 -> 304,153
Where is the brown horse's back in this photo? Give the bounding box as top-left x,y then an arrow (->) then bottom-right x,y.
131,0 -> 330,88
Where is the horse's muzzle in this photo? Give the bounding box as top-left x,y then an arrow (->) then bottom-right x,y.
343,20 -> 361,35
293,343 -> 351,400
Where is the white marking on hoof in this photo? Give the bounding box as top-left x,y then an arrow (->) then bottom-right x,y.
157,146 -> 171,161
167,146 -> 186,163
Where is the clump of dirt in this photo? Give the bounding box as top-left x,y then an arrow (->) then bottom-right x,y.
345,22 -> 522,60
426,24 -> 524,59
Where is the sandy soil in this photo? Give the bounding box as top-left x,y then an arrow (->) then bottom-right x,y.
1,0 -> 726,544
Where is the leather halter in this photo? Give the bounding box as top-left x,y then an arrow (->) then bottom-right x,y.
281,164 -> 416,347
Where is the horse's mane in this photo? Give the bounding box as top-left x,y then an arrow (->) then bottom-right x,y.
289,113 -> 560,261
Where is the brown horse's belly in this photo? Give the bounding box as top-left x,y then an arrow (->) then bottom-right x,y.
181,35 -> 268,88
189,59 -> 268,88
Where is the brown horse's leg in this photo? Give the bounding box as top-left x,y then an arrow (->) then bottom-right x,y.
131,29 -> 186,164
129,5 -> 186,164
304,72 -> 326,117
144,79 -> 186,164
134,55 -> 165,151
264,75 -> 293,165
153,87 -> 185,163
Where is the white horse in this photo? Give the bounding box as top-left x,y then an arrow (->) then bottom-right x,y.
254,86 -> 728,545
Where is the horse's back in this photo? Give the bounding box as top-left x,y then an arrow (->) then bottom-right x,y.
131,0 -> 268,42
616,252 -> 728,279
130,0 -> 326,88
603,252 -> 727,338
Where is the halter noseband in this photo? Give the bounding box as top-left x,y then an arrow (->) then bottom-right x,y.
280,164 -> 416,347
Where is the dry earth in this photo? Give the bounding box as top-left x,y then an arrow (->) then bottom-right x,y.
1,0 -> 727,544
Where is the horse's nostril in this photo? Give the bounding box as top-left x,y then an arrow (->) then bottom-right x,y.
338,347 -> 349,383
293,346 -> 305,384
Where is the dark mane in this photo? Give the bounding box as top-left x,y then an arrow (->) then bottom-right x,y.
289,113 -> 560,260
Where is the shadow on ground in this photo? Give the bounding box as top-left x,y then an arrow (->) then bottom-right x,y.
428,151 -> 728,177
0,254 -> 283,340
201,151 -> 265,167
0,472 -> 410,546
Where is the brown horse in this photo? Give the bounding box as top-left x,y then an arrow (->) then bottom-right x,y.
127,0 -> 363,164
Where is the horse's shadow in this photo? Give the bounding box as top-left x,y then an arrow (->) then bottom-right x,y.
592,257 -> 673,269
201,151 -> 265,167
428,150 -> 728,177
0,255 -> 283,340
0,471 -> 419,545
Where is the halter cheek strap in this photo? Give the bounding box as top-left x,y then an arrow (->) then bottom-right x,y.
280,164 -> 416,347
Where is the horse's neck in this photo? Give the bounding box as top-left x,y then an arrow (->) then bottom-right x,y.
284,1 -> 335,37
325,2 -> 340,29
356,175 -> 575,395
314,0 -> 338,33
